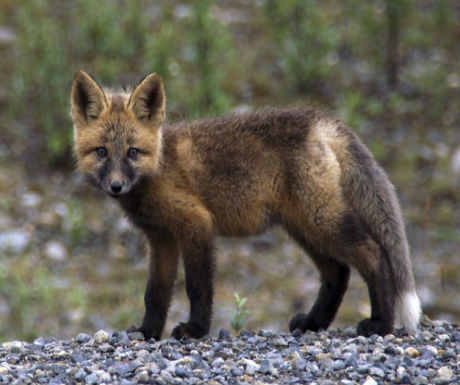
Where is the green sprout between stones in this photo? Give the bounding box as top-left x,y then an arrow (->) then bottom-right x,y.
230,292 -> 250,333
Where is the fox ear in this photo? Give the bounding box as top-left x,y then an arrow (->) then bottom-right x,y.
128,73 -> 165,127
71,71 -> 107,127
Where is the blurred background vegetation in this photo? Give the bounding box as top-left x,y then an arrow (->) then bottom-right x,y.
0,0 -> 458,342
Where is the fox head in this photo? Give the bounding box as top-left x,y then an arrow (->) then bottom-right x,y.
71,71 -> 165,197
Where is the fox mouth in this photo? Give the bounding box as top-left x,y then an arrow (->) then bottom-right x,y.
102,182 -> 132,197
105,188 -> 131,198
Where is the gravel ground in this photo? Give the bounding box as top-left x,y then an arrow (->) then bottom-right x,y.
1,318 -> 459,385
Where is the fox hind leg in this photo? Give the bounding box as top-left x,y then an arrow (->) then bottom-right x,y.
288,234 -> 351,333
356,247 -> 396,336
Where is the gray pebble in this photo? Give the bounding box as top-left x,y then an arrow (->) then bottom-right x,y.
116,331 -> 131,346
75,368 -> 86,381
175,366 -> 189,378
76,333 -> 92,344
128,331 -> 145,341
259,359 -> 272,374
218,328 -> 231,340
258,329 -> 275,337
84,373 -> 98,384
368,366 -> 385,377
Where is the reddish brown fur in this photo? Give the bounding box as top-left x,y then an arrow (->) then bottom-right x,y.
71,72 -> 420,339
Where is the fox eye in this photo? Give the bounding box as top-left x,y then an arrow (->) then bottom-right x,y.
96,147 -> 107,158
127,147 -> 138,159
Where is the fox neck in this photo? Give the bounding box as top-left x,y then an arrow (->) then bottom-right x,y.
117,176 -> 161,231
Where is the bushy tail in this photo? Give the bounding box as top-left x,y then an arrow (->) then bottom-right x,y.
338,128 -> 421,331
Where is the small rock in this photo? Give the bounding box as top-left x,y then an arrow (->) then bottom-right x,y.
404,347 -> 420,357
202,350 -> 214,361
84,373 -> 97,385
363,377 -> 378,385
243,358 -> 259,375
437,334 -> 450,343
218,328 -> 231,340
315,353 -> 332,362
421,345 -> 437,359
413,376 -> 428,385
437,366 -> 453,380
175,366 -> 189,378
135,370 -> 149,383
368,366 -> 385,377
43,241 -> 68,262
76,333 -> 92,344
274,337 -> 288,347
116,331 -> 131,346
0,229 -> 30,254
231,367 -> 243,377
2,341 -> 26,355
294,359 -> 306,371
99,343 -> 114,353
75,368 -> 86,381
136,349 -> 150,362
211,357 -> 224,368
358,365 -> 371,374
21,192 -> 42,207
94,330 -> 109,344
99,371 -> 111,383
120,380 -> 135,385
258,329 -> 275,337
128,331 -> 145,341
259,359 -> 272,375
291,328 -> 303,338
70,353 -> 85,363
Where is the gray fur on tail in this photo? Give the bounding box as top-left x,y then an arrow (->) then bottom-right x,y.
339,127 -> 421,331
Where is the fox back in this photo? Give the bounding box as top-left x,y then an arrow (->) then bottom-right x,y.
71,72 -> 420,340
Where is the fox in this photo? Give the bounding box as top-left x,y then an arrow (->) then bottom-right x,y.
71,71 -> 421,340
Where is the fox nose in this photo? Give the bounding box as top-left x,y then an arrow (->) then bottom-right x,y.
110,181 -> 123,194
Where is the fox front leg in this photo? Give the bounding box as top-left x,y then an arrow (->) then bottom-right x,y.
135,231 -> 180,340
171,212 -> 215,340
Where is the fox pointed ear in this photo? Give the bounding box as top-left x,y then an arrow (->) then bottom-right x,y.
71,71 -> 107,127
128,73 -> 165,127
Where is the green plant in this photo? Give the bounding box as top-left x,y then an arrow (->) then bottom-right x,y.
10,0 -> 70,165
63,201 -> 89,247
180,0 -> 235,116
230,292 -> 250,333
265,0 -> 338,95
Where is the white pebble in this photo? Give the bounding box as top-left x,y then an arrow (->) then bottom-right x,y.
94,330 -> 109,344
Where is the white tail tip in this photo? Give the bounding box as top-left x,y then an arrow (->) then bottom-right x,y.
396,291 -> 422,332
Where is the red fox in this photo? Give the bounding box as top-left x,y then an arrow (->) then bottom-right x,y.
71,71 -> 421,340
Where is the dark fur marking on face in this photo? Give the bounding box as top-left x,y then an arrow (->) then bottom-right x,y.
97,158 -> 112,183
121,160 -> 136,182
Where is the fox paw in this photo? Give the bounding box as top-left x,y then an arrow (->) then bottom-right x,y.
171,322 -> 208,340
357,318 -> 392,337
289,313 -> 322,333
127,325 -> 160,341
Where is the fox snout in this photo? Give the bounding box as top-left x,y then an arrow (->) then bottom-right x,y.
110,181 -> 123,194
102,178 -> 133,197
100,168 -> 134,198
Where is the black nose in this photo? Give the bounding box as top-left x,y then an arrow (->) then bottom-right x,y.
110,181 -> 123,193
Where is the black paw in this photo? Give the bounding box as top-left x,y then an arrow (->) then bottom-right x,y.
288,313 -> 321,333
127,325 -> 160,341
171,322 -> 208,340
357,318 -> 392,337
